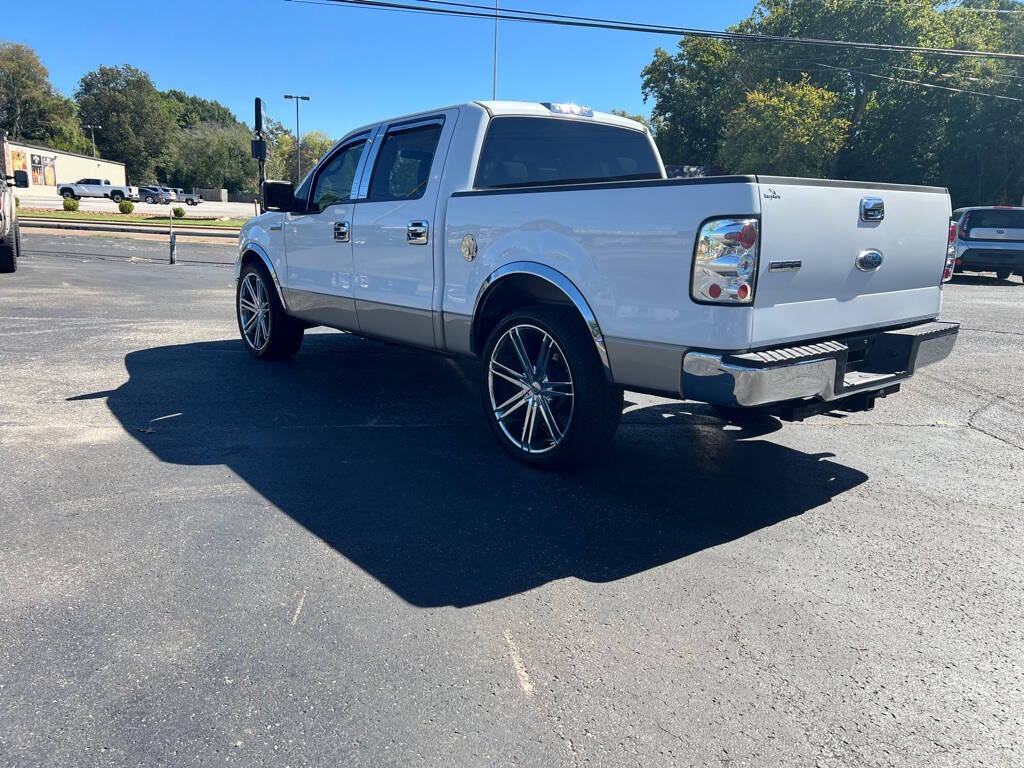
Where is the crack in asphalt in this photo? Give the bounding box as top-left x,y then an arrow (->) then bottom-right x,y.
966,396 -> 1023,451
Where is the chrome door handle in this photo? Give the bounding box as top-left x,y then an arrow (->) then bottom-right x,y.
407,220 -> 429,245
334,220 -> 350,243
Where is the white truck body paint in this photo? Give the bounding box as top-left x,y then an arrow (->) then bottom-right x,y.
239,100 -> 956,404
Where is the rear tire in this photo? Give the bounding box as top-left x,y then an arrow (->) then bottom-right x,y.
110,191 -> 123,203
480,304 -> 622,468
996,270 -> 1011,280
0,220 -> 18,273
237,262 -> 303,359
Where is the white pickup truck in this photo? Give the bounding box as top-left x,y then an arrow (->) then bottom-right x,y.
236,101 -> 959,467
58,178 -> 136,204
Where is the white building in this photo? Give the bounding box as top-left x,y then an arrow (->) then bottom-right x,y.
1,134 -> 127,193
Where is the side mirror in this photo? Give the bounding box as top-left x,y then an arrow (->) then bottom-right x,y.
12,170 -> 28,188
262,180 -> 295,212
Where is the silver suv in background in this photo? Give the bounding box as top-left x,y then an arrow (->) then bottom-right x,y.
952,206 -> 1024,283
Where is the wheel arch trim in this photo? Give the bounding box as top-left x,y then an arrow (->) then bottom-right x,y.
238,241 -> 288,311
472,261 -> 612,381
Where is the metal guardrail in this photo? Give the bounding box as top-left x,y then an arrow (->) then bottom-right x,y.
19,218 -> 240,239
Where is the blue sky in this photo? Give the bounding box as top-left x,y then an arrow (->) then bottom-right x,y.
7,0 -> 754,137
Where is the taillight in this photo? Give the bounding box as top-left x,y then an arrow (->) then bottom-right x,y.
943,220 -> 957,283
691,217 -> 759,305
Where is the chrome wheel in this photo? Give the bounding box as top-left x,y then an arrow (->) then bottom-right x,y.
239,272 -> 271,352
488,323 -> 574,454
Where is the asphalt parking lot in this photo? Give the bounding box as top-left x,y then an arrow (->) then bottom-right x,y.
1,234 -> 1022,767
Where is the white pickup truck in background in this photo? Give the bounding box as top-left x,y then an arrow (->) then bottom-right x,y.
58,178 -> 136,203
236,100 -> 959,467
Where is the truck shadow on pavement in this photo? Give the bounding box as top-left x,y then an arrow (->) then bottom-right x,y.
75,333 -> 868,608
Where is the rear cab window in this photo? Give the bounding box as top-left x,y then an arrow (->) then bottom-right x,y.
475,116 -> 661,189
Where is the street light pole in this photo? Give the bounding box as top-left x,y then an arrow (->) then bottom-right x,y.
83,124 -> 101,158
492,0 -> 498,99
283,95 -> 310,182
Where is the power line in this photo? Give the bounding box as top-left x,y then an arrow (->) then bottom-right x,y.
290,0 -> 1024,61
846,0 -> 1024,14
814,61 -> 1023,100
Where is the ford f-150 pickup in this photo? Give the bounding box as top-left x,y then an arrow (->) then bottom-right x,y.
235,100 -> 960,467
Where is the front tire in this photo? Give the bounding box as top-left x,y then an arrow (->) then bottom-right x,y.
481,305 -> 622,468
237,263 -> 304,359
0,220 -> 18,273
145,195 -> 155,204
61,189 -> 75,200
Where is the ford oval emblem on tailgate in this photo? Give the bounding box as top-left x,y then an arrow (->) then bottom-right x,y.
855,249 -> 884,272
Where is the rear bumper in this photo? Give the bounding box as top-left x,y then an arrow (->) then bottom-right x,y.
682,320 -> 958,408
956,246 -> 1024,272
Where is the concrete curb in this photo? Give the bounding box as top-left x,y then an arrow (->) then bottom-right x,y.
18,218 -> 240,239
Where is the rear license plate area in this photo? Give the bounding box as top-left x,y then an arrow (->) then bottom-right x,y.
838,330 -> 913,389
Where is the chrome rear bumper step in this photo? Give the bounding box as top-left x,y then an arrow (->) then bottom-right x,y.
682,320 -> 959,408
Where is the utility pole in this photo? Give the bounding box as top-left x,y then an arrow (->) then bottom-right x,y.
283,94 -> 310,182
83,124 -> 101,157
492,0 -> 498,100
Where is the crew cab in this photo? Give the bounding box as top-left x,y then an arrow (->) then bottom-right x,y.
951,205 -> 1024,283
58,178 -> 136,204
235,101 -> 959,467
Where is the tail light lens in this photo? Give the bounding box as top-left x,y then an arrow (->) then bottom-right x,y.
958,212 -> 970,240
691,217 -> 759,304
942,220 -> 956,283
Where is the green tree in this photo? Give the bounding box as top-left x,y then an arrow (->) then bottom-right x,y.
608,109 -> 651,130
262,117 -> 294,183
641,37 -> 743,166
268,128 -> 335,185
718,79 -> 849,177
75,65 -> 178,182
0,43 -> 90,153
163,89 -> 239,130
167,122 -> 258,193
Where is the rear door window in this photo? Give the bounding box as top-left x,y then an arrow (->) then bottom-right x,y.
366,122 -> 443,202
475,117 -> 661,189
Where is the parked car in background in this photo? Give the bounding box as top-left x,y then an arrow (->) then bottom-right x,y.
139,186 -> 171,204
160,187 -> 178,202
235,100 -> 959,467
172,188 -> 203,205
1,170 -> 27,273
57,178 -> 136,203
951,206 -> 1024,283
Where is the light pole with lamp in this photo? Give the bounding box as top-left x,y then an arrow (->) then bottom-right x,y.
283,94 -> 310,182
83,124 -> 101,158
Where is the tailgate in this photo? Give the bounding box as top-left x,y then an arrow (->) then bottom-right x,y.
751,178 -> 951,347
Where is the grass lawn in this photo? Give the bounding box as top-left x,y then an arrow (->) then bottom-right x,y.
19,208 -> 248,229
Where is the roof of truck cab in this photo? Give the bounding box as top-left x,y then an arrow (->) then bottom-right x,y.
344,101 -> 646,137
474,101 -> 647,130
